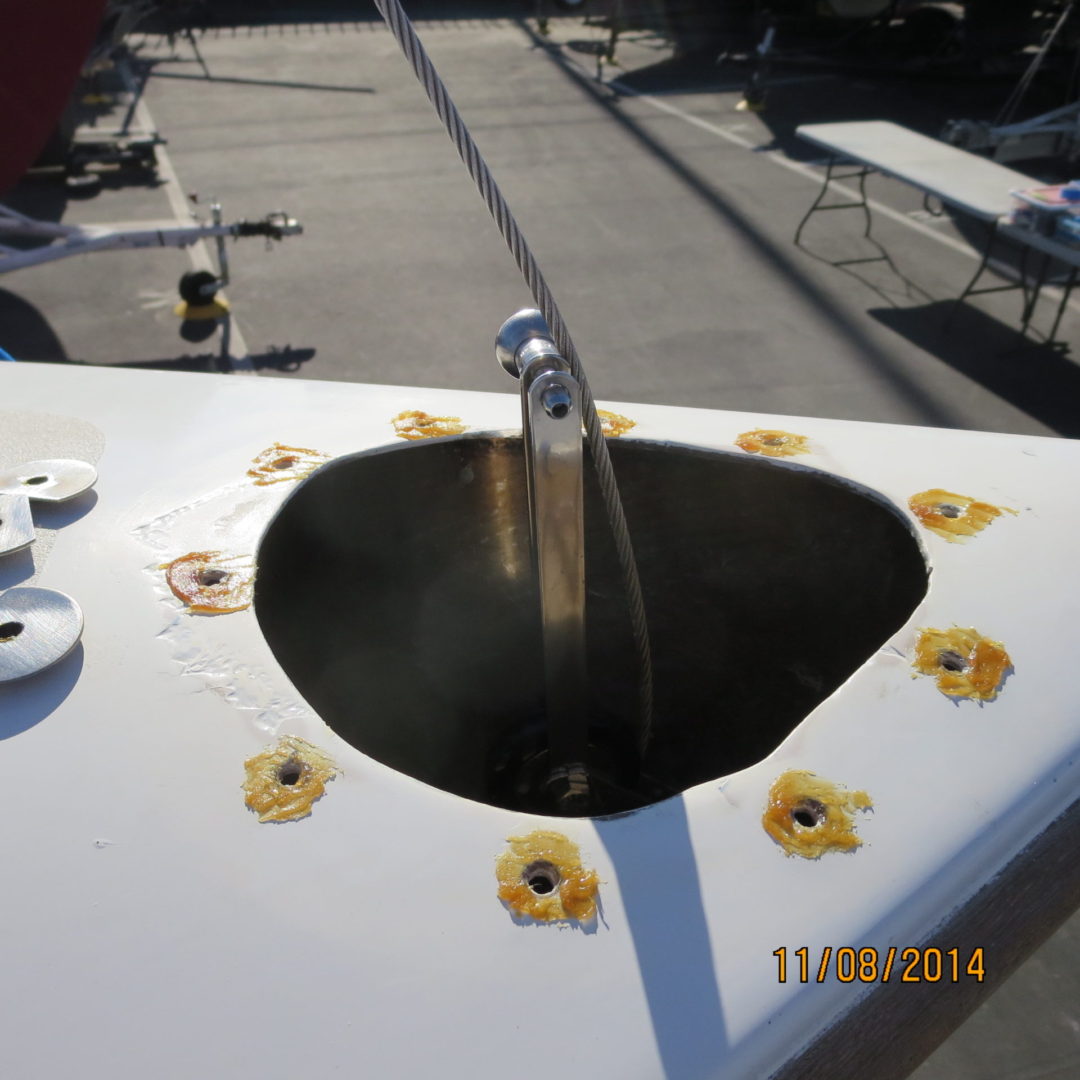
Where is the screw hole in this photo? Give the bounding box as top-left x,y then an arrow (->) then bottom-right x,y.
277,760 -> 304,786
0,621 -> 25,642
522,859 -> 561,895
550,403 -> 569,419
791,798 -> 826,829
938,649 -> 968,673
272,457 -> 297,470
936,504 -> 962,519
23,475 -> 49,486
197,568 -> 228,587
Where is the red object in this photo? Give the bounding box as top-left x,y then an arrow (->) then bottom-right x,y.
0,0 -> 109,195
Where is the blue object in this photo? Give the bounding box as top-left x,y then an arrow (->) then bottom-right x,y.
1061,181 -> 1080,202
0,345 -> 16,361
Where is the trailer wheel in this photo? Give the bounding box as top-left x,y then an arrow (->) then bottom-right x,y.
178,270 -> 220,305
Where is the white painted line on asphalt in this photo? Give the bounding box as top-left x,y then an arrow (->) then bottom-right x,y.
598,73 -> 837,98
600,71 -> 1080,321
606,78 -> 982,260
129,88 -> 254,374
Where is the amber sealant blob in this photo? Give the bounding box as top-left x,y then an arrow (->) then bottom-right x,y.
735,429 -> 810,458
913,627 -> 1011,701
391,410 -> 468,441
763,770 -> 873,858
495,830 -> 600,923
247,443 -> 331,486
162,550 -> 255,614
597,409 -> 636,438
243,735 -> 340,823
908,488 -> 1017,543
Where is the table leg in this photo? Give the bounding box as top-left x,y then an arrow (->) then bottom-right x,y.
1047,265 -> 1078,345
794,159 -> 874,248
1019,248 -> 1046,335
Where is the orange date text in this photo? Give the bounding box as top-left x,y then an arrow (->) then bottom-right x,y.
773,946 -> 985,984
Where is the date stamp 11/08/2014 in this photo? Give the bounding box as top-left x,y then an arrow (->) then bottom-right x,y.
773,946 -> 986,985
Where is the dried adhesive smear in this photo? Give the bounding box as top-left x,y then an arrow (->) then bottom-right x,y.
392,410 -> 468,440
913,627 -> 1011,701
496,830 -> 600,922
162,551 -> 255,614
908,489 -> 1017,542
763,770 -> 872,858
134,477 -> 318,736
597,409 -> 636,437
735,429 -> 810,458
247,443 -> 331,486
243,735 -> 340,822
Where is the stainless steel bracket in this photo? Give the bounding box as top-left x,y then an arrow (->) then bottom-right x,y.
496,309 -> 590,808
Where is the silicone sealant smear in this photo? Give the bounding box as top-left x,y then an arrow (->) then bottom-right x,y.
154,609 -> 310,735
135,477 -> 319,737
132,482 -> 247,552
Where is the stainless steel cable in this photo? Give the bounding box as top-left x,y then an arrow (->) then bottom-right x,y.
372,0 -> 654,760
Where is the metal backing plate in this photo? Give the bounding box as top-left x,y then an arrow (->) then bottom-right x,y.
0,587 -> 84,682
0,458 -> 97,502
0,493 -> 35,556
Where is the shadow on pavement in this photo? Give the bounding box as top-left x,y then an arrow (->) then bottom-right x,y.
868,300 -> 1080,437
524,20 -> 963,427
139,0 -> 530,33
0,290 -> 69,359
109,345 -> 317,373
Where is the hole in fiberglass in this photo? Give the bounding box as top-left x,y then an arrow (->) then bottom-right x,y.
277,760 -> 304,786
938,649 -> 968,673
522,860 -> 560,895
791,798 -> 827,828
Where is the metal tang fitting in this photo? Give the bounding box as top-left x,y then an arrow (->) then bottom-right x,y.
496,309 -> 590,811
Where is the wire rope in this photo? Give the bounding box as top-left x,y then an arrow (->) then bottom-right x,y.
372,0 -> 655,762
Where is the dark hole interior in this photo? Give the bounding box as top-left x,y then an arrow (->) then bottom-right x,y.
938,649 -> 969,673
792,798 -> 826,828
197,569 -> 228,588
278,762 -> 303,786
523,860 -> 560,894
937,504 -> 962,519
273,458 -> 297,470
0,621 -> 25,641
23,476 -> 48,486
254,435 -> 927,816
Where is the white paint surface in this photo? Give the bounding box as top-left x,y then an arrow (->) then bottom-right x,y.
0,363 -> 1077,1080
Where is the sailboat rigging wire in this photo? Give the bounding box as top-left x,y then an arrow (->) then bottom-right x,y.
372,0 -> 655,761
995,1 -> 1076,127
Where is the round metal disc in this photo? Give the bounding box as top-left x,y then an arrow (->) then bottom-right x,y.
0,459 -> 98,502
0,493 -> 35,557
0,587 -> 84,682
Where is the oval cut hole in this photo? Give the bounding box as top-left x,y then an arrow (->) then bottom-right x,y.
0,621 -> 25,642
255,437 -> 928,816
